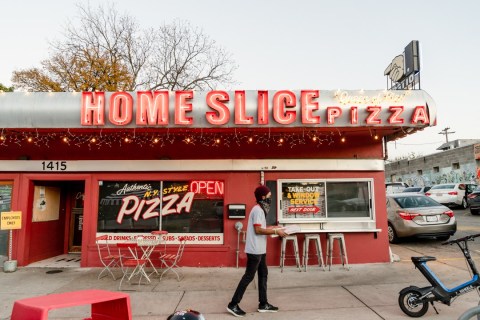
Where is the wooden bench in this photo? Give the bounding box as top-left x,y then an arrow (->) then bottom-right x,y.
10,289 -> 131,320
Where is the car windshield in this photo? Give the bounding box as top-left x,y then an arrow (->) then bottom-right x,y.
430,184 -> 455,190
393,196 -> 441,208
403,187 -> 421,192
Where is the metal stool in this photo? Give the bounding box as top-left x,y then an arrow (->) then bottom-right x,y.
302,234 -> 325,271
326,233 -> 349,270
280,235 -> 301,272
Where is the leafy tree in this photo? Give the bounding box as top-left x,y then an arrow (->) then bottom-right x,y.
0,83 -> 14,92
12,3 -> 236,92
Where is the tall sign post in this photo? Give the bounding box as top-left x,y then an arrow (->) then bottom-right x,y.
385,40 -> 421,90
0,211 -> 22,272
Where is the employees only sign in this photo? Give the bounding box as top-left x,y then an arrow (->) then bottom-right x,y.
1,211 -> 22,230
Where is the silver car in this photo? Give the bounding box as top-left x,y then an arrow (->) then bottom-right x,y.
386,194 -> 456,243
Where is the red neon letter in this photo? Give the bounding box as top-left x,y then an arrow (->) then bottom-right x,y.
411,106 -> 430,124
109,92 -> 133,125
388,106 -> 404,124
234,91 -> 253,125
301,90 -> 320,124
136,91 -> 169,125
366,106 -> 382,124
257,90 -> 269,125
273,90 -> 296,125
175,91 -> 193,125
350,107 -> 358,124
81,92 -> 105,125
206,91 -> 230,125
327,107 -> 342,125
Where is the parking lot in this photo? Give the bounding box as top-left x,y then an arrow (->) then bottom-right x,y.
392,207 -> 480,266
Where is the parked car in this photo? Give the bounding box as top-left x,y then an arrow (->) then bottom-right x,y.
425,183 -> 477,209
386,182 -> 409,194
467,186 -> 480,215
402,186 -> 432,194
386,193 -> 456,243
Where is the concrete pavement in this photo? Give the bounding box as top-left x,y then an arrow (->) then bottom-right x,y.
2,247 -> 480,319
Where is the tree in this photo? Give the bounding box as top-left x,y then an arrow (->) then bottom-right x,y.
11,3 -> 236,92
0,83 -> 14,92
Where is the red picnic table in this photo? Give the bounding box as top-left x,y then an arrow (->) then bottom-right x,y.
10,289 -> 131,320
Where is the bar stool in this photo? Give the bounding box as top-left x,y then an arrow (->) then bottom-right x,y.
302,234 -> 325,271
326,233 -> 349,271
280,235 -> 302,272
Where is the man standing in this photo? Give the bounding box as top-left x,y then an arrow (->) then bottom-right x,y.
227,184 -> 287,317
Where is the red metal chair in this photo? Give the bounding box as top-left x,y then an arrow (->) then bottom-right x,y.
96,235 -> 123,280
117,243 -> 150,290
159,237 -> 187,281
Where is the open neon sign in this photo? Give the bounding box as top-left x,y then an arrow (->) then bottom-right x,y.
189,180 -> 224,196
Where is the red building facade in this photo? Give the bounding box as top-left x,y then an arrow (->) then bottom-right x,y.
0,89 -> 436,267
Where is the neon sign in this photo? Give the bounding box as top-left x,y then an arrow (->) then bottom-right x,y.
189,180 -> 224,196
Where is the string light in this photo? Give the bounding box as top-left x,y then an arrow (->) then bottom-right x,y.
0,130 -> 353,149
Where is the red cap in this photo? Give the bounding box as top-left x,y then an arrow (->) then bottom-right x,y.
254,185 -> 271,202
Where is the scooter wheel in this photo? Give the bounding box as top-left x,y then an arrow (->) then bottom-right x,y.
399,289 -> 429,317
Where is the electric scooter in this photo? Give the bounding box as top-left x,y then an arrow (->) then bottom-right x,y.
398,233 -> 480,317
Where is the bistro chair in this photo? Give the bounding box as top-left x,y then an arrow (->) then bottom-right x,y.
159,236 -> 187,281
96,235 -> 123,280
117,242 -> 150,290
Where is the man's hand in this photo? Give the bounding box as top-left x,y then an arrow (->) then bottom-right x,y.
276,228 -> 287,238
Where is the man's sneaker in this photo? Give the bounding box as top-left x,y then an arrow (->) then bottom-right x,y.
258,302 -> 279,312
227,304 -> 246,317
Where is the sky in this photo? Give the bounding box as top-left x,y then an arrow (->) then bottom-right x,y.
1,0 -> 479,160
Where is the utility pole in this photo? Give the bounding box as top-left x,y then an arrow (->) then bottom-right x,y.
438,127 -> 455,143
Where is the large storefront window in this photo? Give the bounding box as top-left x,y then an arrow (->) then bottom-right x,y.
0,182 -> 13,258
278,179 -> 373,223
97,180 -> 224,244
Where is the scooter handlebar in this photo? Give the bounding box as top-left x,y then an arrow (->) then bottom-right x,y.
442,233 -> 480,245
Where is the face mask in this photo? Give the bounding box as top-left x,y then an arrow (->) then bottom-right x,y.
259,198 -> 271,214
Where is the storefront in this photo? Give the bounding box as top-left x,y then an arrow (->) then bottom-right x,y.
0,89 -> 436,267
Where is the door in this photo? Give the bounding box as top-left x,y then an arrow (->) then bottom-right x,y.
68,187 -> 84,253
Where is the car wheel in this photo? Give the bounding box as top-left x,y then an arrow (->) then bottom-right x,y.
388,223 -> 400,244
471,209 -> 480,216
462,198 -> 468,209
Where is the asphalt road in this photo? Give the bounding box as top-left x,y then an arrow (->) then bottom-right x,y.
392,207 -> 480,264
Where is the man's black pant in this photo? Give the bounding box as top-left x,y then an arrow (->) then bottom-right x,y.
230,253 -> 268,306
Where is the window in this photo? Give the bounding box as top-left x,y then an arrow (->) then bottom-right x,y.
452,162 -> 460,170
326,181 -> 370,218
417,170 -> 423,175
433,166 -> 439,173
278,179 -> 372,223
97,180 -> 224,244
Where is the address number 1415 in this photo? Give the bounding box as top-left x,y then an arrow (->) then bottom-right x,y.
41,161 -> 67,171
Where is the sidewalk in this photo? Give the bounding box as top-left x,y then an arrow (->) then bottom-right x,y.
1,252 -> 480,319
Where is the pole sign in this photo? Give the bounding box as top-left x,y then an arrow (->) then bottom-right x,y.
1,211 -> 22,230
385,40 -> 421,90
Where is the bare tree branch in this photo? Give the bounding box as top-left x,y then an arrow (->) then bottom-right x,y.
11,3 -> 236,92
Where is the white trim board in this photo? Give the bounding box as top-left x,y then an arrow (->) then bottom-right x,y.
0,159 -> 384,172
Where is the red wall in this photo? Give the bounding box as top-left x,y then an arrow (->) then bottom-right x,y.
0,131 -> 389,267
